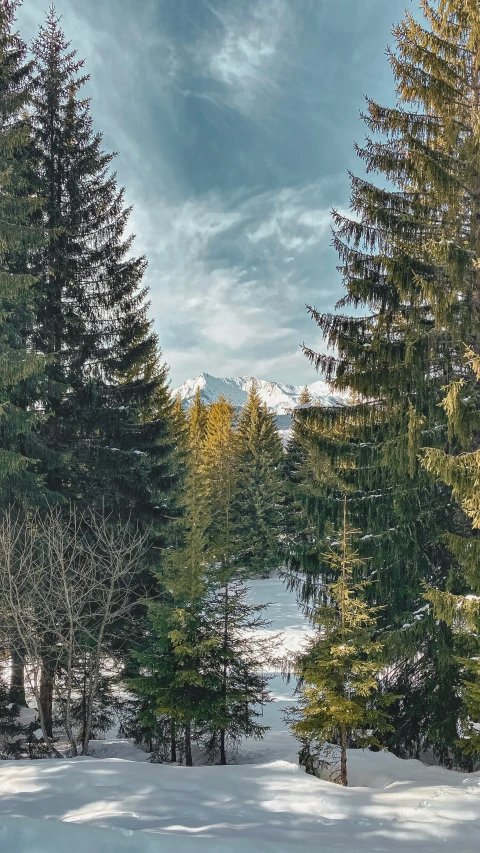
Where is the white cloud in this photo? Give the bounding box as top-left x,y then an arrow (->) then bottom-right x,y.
129,184 -> 337,385
196,0 -> 292,114
246,187 -> 334,252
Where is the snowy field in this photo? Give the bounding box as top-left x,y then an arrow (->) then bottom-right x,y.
1,576 -> 480,853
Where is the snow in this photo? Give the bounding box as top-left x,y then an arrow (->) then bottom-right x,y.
1,576 -> 480,852
171,373 -> 349,445
1,751 -> 480,852
171,372 -> 348,416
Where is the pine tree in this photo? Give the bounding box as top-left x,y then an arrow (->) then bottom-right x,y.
293,0 -> 480,764
202,395 -> 238,569
290,498 -> 393,786
130,596 -> 217,766
234,384 -> 284,576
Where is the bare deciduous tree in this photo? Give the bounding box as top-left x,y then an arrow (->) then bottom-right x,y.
0,506 -> 149,757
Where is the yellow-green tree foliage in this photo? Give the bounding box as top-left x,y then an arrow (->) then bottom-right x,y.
201,395 -> 238,572
291,499 -> 393,786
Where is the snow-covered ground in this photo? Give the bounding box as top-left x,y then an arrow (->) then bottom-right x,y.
1,576 -> 480,853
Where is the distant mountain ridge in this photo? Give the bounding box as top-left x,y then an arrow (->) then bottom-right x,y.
171,373 -> 348,444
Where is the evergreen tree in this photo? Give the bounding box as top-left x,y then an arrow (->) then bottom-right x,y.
200,395 -> 238,763
130,391 -> 213,766
31,9 -> 179,530
0,0 -> 62,715
131,596 -> 217,767
0,672 -> 23,757
0,0 -> 50,506
234,384 -> 284,576
293,0 -> 480,764
203,576 -> 271,763
202,395 -> 238,569
282,388 -> 338,608
422,346 -> 480,758
290,499 -> 393,786
29,11 -> 181,733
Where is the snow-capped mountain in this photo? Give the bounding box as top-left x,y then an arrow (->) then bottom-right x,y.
171,373 -> 347,443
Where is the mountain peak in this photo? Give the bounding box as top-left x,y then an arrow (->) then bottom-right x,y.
171,374 -> 347,436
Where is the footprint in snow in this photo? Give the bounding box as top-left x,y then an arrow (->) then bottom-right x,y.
418,800 -> 431,808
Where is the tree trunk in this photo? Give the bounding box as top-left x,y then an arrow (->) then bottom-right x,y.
340,727 -> 348,786
220,582 -> 229,765
33,680 -> 62,759
80,661 -> 88,752
170,719 -> 177,763
39,661 -> 55,738
220,727 -> 227,765
185,722 -> 192,767
9,649 -> 27,706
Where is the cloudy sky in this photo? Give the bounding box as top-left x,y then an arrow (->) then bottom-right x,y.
18,0 -> 408,387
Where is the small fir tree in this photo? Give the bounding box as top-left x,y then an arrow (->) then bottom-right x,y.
290,498 -> 393,786
0,672 -> 23,758
203,576 -> 272,763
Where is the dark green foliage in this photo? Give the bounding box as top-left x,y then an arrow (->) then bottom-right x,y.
234,385 -> 284,576
421,347 -> 480,757
202,577 -> 271,763
0,674 -> 24,757
130,600 -> 218,766
0,0 -> 53,507
30,10 -> 180,539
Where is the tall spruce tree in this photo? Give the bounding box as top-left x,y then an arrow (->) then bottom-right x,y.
234,384 -> 284,576
422,346 -> 480,758
0,0 -> 61,712
203,575 -> 271,764
294,0 -> 480,765
30,9 -> 179,528
29,10 -> 181,735
0,0 -> 49,506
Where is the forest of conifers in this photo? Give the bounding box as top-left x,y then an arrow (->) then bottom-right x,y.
1,0 -> 480,781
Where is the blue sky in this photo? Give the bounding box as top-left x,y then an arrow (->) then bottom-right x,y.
18,0 -> 408,387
